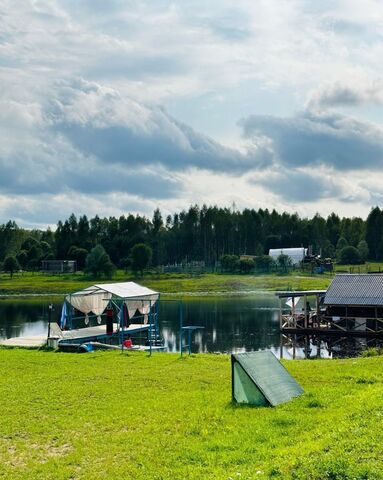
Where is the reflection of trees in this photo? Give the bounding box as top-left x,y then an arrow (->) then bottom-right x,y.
0,301 -> 62,339
159,297 -> 281,353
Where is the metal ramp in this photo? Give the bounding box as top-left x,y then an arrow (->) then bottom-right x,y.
231,351 -> 304,406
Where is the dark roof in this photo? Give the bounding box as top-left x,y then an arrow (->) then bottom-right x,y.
324,274 -> 383,306
232,351 -> 304,406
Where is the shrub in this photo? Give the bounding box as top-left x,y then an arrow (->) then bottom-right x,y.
239,258 -> 255,273
220,254 -> 239,272
254,255 -> 274,272
337,246 -> 361,265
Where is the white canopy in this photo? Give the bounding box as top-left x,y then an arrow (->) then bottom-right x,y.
269,247 -> 307,265
66,282 -> 159,318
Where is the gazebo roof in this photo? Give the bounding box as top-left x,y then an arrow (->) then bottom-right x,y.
69,281 -> 158,299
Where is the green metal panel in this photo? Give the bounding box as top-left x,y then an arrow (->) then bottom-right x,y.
232,351 -> 303,406
233,362 -> 268,406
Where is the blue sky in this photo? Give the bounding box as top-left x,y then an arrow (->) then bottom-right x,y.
1,0 -> 383,227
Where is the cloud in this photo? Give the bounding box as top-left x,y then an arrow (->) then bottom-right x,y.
307,81 -> 383,108
254,169 -> 340,202
49,79 -> 253,173
240,109 -> 383,171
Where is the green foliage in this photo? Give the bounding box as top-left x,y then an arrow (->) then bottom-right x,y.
357,240 -> 369,262
322,240 -> 335,259
239,257 -> 255,273
254,255 -> 275,272
0,206 -> 380,269
84,244 -> 115,278
3,255 -> 19,278
1,351 -> 383,479
16,250 -> 28,268
68,246 -> 88,270
131,243 -> 152,275
366,206 -> 383,260
337,246 -> 361,265
276,253 -> 292,273
336,236 -> 349,251
220,254 -> 239,272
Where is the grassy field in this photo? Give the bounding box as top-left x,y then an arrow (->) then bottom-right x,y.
0,271 -> 334,297
1,349 -> 383,479
1,262 -> 383,297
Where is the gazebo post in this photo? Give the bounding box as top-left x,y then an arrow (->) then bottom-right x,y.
179,300 -> 184,356
149,299 -> 152,357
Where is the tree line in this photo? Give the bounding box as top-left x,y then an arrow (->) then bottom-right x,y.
1,205 -> 383,274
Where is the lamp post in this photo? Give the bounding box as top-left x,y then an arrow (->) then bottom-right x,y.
47,303 -> 53,342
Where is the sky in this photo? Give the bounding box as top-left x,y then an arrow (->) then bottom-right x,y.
1,0 -> 383,228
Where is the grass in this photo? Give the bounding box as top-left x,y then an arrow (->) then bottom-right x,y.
2,261 -> 383,297
1,350 -> 383,479
0,270 -> 334,297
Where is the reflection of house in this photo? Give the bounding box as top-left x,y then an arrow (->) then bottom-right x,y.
269,247 -> 307,265
42,260 -> 77,273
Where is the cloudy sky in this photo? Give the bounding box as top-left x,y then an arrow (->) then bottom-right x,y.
1,0 -> 383,228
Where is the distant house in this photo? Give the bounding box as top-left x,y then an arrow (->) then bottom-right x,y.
41,260 -> 77,273
268,247 -> 307,265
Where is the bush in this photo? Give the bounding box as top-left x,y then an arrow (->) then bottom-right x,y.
337,246 -> 361,265
220,254 -> 239,272
254,255 -> 274,272
239,258 -> 255,273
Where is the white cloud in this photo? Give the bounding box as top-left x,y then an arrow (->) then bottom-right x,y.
1,0 -> 383,227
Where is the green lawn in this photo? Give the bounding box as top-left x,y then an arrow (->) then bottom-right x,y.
0,271 -> 334,297
2,263 -> 383,297
1,350 -> 383,479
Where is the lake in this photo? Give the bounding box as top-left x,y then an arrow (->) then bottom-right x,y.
0,295 -> 378,358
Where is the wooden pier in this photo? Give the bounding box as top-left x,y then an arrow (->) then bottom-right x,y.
277,275 -> 383,338
0,323 -> 150,348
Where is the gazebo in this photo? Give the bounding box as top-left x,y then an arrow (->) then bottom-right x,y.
58,282 -> 160,349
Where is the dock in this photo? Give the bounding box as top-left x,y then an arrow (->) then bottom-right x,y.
0,323 -> 150,348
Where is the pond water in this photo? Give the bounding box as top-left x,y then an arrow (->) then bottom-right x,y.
0,295 -> 380,358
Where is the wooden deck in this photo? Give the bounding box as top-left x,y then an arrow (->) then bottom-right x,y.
0,323 -> 150,348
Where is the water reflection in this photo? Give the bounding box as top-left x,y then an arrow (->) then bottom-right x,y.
1,296 -> 382,358
159,297 -> 281,354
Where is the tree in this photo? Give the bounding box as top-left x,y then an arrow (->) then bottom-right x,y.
357,240 -> 369,263
16,250 -> 28,269
3,255 -> 20,278
68,246 -> 88,270
366,207 -> 383,260
131,243 -> 152,276
336,237 -> 349,251
84,245 -> 115,278
220,254 -> 239,272
276,254 -> 292,273
338,246 -> 361,265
